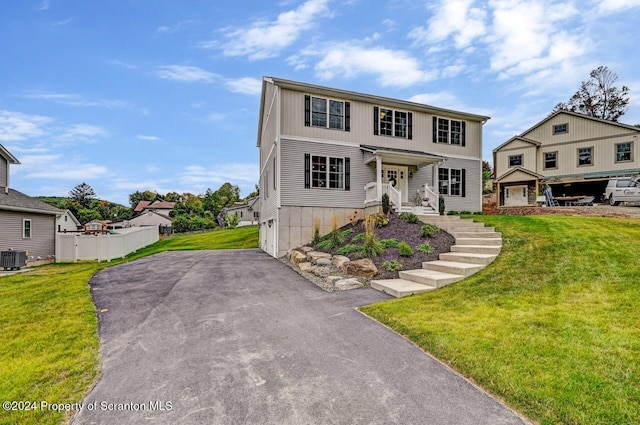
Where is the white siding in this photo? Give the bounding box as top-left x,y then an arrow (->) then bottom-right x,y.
280,139 -> 375,208
495,145 -> 538,178
260,81 -> 279,170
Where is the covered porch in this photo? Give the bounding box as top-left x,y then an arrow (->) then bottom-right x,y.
360,145 -> 443,214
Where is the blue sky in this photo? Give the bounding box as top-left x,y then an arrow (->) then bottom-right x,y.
1,0 -> 639,205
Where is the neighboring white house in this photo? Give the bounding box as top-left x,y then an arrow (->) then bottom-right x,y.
493,110 -> 640,206
57,209 -> 81,232
257,77 -> 490,257
222,196 -> 260,227
128,210 -> 173,228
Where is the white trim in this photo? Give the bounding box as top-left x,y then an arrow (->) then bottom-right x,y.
261,86 -> 279,140
23,218 -> 32,239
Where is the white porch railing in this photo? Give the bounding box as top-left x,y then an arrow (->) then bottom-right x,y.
364,182 -> 402,209
424,183 -> 439,212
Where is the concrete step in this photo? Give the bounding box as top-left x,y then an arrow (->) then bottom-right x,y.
417,214 -> 460,221
455,237 -> 503,246
448,226 -> 495,232
399,269 -> 464,288
439,252 -> 498,265
450,231 -> 502,239
451,245 -> 502,254
370,279 -> 436,298
422,260 -> 484,276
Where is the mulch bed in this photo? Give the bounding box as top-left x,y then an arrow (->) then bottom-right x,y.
311,213 -> 455,279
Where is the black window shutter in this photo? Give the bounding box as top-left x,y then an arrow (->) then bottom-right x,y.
345,102 -> 350,132
373,107 -> 379,135
408,112 -> 413,140
461,121 -> 466,147
304,154 -> 310,188
432,116 -> 437,143
461,169 -> 466,197
304,95 -> 311,127
344,157 -> 350,191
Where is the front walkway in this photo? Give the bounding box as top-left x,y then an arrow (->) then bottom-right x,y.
72,249 -> 528,425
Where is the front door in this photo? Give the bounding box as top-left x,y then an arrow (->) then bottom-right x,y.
382,165 -> 409,203
504,185 -> 528,206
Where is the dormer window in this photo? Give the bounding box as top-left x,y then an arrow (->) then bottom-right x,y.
553,123 -> 568,134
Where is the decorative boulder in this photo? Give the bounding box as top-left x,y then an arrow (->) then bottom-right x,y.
325,276 -> 343,286
298,262 -> 312,271
340,259 -> 378,278
335,278 -> 364,290
290,251 -> 308,265
331,255 -> 350,268
300,246 -> 314,253
307,251 -> 332,263
315,258 -> 332,267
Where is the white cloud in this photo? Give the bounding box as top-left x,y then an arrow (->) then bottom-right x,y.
22,91 -> 131,109
305,42 -> 436,87
35,1 -> 49,11
217,0 -> 330,60
410,0 -> 487,48
157,65 -> 220,83
136,135 -> 162,142
14,154 -> 108,179
225,77 -> 263,95
53,18 -> 73,26
598,0 -> 640,13
180,163 -> 258,186
106,59 -> 139,70
156,20 -> 197,34
0,110 -> 51,142
56,124 -> 107,143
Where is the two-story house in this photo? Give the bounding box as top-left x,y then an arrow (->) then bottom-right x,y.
493,110 -> 640,206
257,77 -> 490,257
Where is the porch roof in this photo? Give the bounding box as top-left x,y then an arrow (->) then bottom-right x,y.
360,145 -> 445,167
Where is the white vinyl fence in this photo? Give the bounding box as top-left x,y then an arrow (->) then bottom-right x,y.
57,226 -> 159,263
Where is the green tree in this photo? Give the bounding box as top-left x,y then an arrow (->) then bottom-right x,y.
128,190 -> 157,208
164,191 -> 180,202
244,184 -> 259,200
553,66 -> 630,122
77,208 -> 102,225
482,161 -> 493,194
69,183 -> 96,208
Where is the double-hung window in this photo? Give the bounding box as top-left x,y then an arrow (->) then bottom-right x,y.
438,168 -> 466,197
304,154 -> 350,190
433,117 -> 466,146
544,151 -> 557,170
374,107 -> 412,139
23,219 -> 32,238
578,147 -> 593,166
616,142 -> 632,162
305,95 -> 350,131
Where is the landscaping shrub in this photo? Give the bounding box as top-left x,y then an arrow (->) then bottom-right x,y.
439,194 -> 445,215
380,238 -> 400,248
373,211 -> 389,228
340,228 -> 354,238
447,210 -> 458,216
336,244 -> 364,256
381,259 -> 403,272
398,241 -> 413,256
398,212 -> 419,223
312,218 -> 321,244
363,214 -> 384,258
421,223 -> 440,237
416,242 -> 435,254
352,232 -> 365,243
381,193 -> 391,214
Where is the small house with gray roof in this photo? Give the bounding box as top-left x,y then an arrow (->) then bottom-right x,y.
1,144 -> 63,262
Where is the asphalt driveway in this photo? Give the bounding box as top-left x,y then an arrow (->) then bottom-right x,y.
72,249 -> 527,425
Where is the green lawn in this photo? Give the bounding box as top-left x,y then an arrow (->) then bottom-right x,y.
360,216 -> 640,425
0,226 -> 258,425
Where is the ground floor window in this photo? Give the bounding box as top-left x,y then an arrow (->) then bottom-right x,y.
305,154 -> 350,190
23,219 -> 32,238
439,168 -> 465,197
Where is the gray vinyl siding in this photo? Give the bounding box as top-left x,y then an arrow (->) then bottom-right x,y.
0,157 -> 7,188
280,139 -> 374,208
260,147 -> 278,222
260,81 -> 279,170
408,164 -> 435,196
279,89 -> 484,159
0,211 -> 56,258
439,158 -> 482,212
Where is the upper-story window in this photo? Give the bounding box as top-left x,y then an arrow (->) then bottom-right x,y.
433,117 -> 466,146
509,154 -> 523,167
616,142 -> 632,163
553,123 -> 568,134
578,147 -> 593,166
544,151 -> 558,170
374,107 -> 412,139
305,95 -> 350,131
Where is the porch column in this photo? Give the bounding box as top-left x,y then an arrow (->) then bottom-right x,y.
433,162 -> 439,194
376,155 -> 382,201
